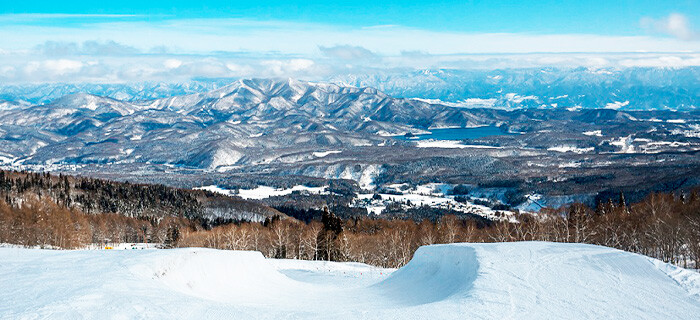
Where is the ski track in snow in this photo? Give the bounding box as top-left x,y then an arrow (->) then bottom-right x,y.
1,242 -> 699,319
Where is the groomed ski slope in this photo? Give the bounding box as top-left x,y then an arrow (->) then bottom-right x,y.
1,242 -> 699,319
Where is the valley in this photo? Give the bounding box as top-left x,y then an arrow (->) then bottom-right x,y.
1,78 -> 700,221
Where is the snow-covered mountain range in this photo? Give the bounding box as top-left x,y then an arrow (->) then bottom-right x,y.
3,67 -> 699,111
331,67 -> 700,111
0,78 -> 499,169
1,77 -> 698,171
1,77 -> 699,210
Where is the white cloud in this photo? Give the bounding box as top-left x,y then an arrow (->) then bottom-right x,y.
641,13 -> 699,41
260,59 -> 316,76
2,52 -> 700,84
287,59 -> 315,71
618,55 -> 700,67
163,59 -> 183,69
0,65 -> 15,77
172,59 -> 233,78
35,40 -> 139,56
605,101 -> 630,110
319,45 -> 377,60
3,17 -> 700,55
1,15 -> 700,83
24,59 -> 83,75
0,55 -> 327,83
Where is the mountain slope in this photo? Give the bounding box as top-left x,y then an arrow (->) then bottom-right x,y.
0,78 -> 496,169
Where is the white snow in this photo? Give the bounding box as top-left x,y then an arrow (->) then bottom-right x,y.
312,150 -> 342,158
411,97 -> 498,109
2,242 -> 698,319
610,136 -> 635,153
671,124 -> 700,138
548,146 -> 594,153
208,148 -> 243,169
583,130 -> 602,137
81,242 -> 159,250
416,140 -> 503,149
194,185 -> 236,196
505,93 -> 538,103
558,161 -> 582,168
268,258 -> 393,288
637,141 -> 694,153
605,101 -> 629,110
195,185 -> 329,200
354,183 -> 514,221
0,155 -> 16,165
238,185 -> 328,200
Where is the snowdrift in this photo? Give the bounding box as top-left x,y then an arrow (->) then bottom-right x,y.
1,242 -> 699,319
372,245 -> 478,305
144,250 -> 305,305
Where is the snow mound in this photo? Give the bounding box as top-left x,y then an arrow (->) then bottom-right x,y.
2,242 -> 700,319
373,245 -> 478,305
144,250 -> 301,304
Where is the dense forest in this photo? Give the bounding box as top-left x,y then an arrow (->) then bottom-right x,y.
0,170 -> 281,247
0,169 -> 699,270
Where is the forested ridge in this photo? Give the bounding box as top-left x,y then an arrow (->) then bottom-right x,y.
0,170 -> 282,247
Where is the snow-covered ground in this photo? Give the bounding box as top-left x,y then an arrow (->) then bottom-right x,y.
415,140 -> 503,149
2,242 -> 698,319
312,150 -> 342,158
195,185 -> 329,200
583,130 -> 603,137
353,183 -> 517,220
547,145 -> 595,153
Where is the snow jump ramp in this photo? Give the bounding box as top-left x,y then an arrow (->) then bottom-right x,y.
1,242 -> 699,319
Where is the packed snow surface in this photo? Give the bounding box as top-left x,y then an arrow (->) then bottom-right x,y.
2,242 -> 699,319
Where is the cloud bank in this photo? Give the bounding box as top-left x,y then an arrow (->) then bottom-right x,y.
0,15 -> 699,83
320,45 -> 378,60
36,40 -> 139,56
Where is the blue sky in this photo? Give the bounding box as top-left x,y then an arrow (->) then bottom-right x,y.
3,0 -> 699,35
0,1 -> 699,83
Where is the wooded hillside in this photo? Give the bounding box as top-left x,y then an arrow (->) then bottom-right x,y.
0,170 -> 283,247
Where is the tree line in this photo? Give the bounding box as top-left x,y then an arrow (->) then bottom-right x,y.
0,170 -> 203,219
0,194 -> 192,248
0,169 -> 280,248
178,190 -> 700,269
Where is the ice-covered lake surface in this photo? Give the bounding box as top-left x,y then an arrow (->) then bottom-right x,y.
394,126 -> 511,141
1,242 -> 699,319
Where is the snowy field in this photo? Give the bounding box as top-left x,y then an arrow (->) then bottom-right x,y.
195,185 -> 329,200
196,182 -> 518,220
353,183 -> 518,220
1,242 -> 699,319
